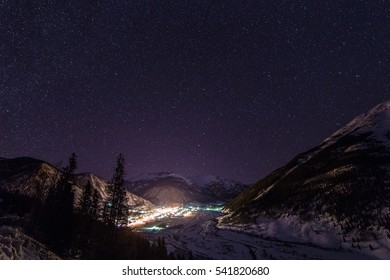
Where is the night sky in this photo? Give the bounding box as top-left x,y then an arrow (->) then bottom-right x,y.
1,1 -> 390,183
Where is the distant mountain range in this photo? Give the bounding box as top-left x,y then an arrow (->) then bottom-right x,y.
0,157 -> 247,208
126,172 -> 248,205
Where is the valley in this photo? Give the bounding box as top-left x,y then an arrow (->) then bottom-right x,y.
132,203 -> 374,260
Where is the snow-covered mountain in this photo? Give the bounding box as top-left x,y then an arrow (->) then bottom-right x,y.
223,101 -> 390,258
0,157 -> 153,209
0,157 -> 60,197
73,173 -> 153,209
189,175 -> 249,200
126,172 -> 248,205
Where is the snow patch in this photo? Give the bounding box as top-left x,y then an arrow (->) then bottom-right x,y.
219,215 -> 341,249
0,226 -> 59,260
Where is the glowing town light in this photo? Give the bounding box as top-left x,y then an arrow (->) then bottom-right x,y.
183,212 -> 193,217
143,226 -> 164,232
127,203 -> 224,228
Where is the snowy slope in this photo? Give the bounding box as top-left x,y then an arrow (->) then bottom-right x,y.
324,100 -> 390,144
0,157 -> 60,197
0,226 -> 59,260
73,173 -> 154,209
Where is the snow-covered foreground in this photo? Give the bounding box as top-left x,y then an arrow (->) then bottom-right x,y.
219,214 -> 390,259
0,226 -> 59,260
138,212 -> 376,259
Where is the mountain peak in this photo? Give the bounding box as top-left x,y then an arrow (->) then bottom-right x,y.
371,99 -> 390,110
325,100 -> 390,145
361,100 -> 390,125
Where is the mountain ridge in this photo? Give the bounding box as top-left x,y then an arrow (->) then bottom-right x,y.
221,101 -> 390,258
0,157 -> 153,209
225,101 -> 390,226
126,172 -> 248,205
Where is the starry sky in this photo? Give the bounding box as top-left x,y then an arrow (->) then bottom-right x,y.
1,1 -> 390,183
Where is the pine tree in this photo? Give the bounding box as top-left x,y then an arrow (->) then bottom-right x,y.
91,189 -> 100,219
75,180 -> 103,258
79,180 -> 93,216
156,237 -> 167,259
102,200 -> 111,225
106,154 -> 128,227
41,153 -> 77,254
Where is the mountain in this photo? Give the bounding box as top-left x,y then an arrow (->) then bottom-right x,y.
0,157 -> 60,197
189,175 -> 249,200
73,173 -> 153,209
223,101 -> 390,257
0,157 -> 246,207
0,157 -> 153,209
126,172 -> 248,205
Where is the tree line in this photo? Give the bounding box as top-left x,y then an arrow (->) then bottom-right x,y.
1,153 -> 172,259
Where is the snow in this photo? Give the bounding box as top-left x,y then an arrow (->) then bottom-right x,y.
0,161 -> 60,197
138,212 -> 374,259
340,227 -> 390,259
219,215 -> 341,249
0,226 -> 59,260
74,173 -> 109,199
218,213 -> 390,259
73,173 -> 154,209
